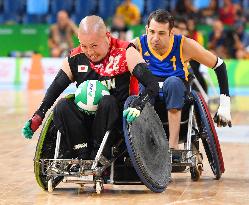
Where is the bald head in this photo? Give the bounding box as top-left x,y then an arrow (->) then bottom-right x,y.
78,15 -> 107,36
77,15 -> 111,63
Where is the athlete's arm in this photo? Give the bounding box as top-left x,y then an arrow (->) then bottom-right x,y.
62,57 -> 74,81
22,58 -> 73,139
183,37 -> 217,67
37,57 -> 73,118
126,46 -> 158,97
123,46 -> 159,122
48,26 -> 58,49
126,46 -> 145,72
130,38 -> 139,51
183,37 -> 232,127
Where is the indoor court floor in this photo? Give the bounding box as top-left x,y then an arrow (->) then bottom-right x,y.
0,90 -> 248,205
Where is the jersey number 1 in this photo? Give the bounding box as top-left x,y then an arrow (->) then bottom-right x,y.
170,56 -> 176,70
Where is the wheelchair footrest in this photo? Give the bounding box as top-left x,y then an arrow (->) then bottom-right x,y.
63,175 -> 94,184
39,159 -> 96,177
171,149 -> 197,167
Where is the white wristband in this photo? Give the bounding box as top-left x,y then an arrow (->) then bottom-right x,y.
218,94 -> 231,121
219,94 -> 230,109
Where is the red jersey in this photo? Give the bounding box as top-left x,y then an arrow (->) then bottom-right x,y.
68,36 -> 138,106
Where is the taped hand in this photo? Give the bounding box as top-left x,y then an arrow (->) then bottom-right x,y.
213,94 -> 232,127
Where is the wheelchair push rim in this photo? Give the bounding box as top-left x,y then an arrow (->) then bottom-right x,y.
197,92 -> 225,173
192,91 -> 224,179
34,111 -> 63,190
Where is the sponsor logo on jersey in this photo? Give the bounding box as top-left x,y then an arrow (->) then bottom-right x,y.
144,51 -> 150,56
145,59 -> 150,65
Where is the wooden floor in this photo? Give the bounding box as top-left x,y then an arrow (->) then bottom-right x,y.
0,90 -> 249,205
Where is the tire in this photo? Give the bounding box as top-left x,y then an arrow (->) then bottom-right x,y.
192,91 -> 224,180
34,112 -> 63,190
34,95 -> 74,190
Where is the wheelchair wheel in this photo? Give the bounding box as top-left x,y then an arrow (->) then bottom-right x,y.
34,95 -> 75,190
34,111 -> 63,190
192,91 -> 225,180
123,96 -> 171,193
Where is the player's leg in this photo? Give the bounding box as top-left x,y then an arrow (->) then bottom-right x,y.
91,95 -> 121,158
168,109 -> 181,149
162,76 -> 186,152
53,98 -> 94,159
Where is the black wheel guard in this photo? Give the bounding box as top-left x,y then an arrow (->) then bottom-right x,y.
123,97 -> 171,192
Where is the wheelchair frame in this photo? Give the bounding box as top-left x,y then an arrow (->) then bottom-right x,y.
34,106 -> 141,194
164,89 -> 224,181
34,88 -> 224,193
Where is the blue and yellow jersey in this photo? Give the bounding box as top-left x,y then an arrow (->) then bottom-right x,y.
136,34 -> 189,81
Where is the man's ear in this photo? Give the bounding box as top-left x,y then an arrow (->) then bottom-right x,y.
106,32 -> 111,42
106,32 -> 111,38
169,28 -> 172,36
145,25 -> 148,35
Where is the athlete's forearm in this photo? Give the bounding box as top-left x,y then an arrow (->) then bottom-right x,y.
35,69 -> 71,118
132,63 -> 159,97
212,57 -> 230,96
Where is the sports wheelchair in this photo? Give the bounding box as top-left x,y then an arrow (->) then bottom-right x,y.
34,94 -> 170,194
154,79 -> 225,181
33,76 -> 224,194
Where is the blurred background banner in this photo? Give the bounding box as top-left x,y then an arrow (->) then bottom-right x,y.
1,57 -> 248,95
0,25 -> 143,57
0,56 -> 70,90
0,25 -> 50,57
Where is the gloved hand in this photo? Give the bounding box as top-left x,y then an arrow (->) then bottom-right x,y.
123,107 -> 141,123
123,94 -> 150,123
213,94 -> 232,127
22,113 -> 43,139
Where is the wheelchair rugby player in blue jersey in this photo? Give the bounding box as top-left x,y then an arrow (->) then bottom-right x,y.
130,9 -> 231,179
